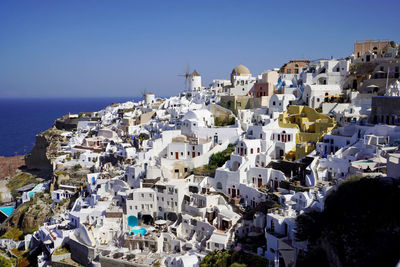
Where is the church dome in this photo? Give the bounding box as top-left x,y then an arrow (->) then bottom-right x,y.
231,65 -> 251,76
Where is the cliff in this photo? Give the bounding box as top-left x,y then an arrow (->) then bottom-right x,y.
25,127 -> 66,175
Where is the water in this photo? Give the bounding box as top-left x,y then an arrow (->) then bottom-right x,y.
0,97 -> 139,157
127,215 -> 138,227
0,206 -> 15,217
130,227 -> 147,235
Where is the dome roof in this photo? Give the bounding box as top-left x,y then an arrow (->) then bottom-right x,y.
190,70 -> 201,77
231,65 -> 251,76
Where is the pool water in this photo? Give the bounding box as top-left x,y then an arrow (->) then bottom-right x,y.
28,184 -> 43,198
359,160 -> 373,163
127,216 -> 138,227
130,228 -> 147,235
0,206 -> 14,217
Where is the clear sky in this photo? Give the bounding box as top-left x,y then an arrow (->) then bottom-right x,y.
0,0 -> 399,98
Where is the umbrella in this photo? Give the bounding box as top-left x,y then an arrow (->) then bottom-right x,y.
155,219 -> 167,225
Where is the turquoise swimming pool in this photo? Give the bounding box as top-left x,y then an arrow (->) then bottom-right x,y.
130,228 -> 147,235
359,160 -> 373,163
0,206 -> 14,217
127,216 -> 138,227
28,184 -> 43,198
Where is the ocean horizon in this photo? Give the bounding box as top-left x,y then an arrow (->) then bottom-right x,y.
0,97 -> 141,157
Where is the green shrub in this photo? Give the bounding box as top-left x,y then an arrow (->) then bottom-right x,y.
73,164 -> 82,170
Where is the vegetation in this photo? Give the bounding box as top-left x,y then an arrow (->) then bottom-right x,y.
296,177 -> 400,267
138,133 -> 150,140
215,116 -> 236,127
200,249 -> 268,267
73,164 -> 82,170
6,172 -> 39,197
194,144 -> 234,176
0,254 -> 15,267
55,170 -> 67,176
54,246 -> 70,255
1,227 -> 24,241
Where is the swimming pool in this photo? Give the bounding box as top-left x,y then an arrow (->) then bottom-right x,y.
0,206 -> 14,217
358,160 -> 373,163
130,227 -> 147,235
127,216 -> 138,227
28,184 -> 43,198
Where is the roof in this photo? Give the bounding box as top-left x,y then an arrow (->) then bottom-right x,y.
190,70 -> 201,77
231,65 -> 251,76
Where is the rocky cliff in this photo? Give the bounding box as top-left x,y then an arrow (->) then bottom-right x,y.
25,127 -> 66,176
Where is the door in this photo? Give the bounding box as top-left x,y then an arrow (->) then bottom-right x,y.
279,149 -> 284,158
274,180 -> 278,190
231,189 -> 236,198
258,178 -> 262,188
192,152 -> 196,158
214,135 -> 218,144
175,152 -> 179,159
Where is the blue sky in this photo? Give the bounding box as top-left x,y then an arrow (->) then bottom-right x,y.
0,0 -> 399,98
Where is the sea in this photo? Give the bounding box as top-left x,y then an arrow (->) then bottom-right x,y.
0,97 -> 140,157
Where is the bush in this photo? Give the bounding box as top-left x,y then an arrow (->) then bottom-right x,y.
1,228 -> 23,241
201,249 -> 268,267
215,116 -> 236,127
73,164 -> 82,170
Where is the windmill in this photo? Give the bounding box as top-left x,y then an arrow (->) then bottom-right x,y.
177,63 -> 191,91
140,88 -> 148,100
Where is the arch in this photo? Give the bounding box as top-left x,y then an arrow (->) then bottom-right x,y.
142,214 -> 154,225
167,212 -> 178,222
231,161 -> 240,171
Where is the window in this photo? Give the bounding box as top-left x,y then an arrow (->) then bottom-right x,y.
216,182 -> 223,189
251,148 -> 253,154
294,69 -> 299,74
288,135 -> 291,142
141,204 -> 144,209
273,101 -> 276,106
287,69 -> 292,74
170,152 -> 173,156
181,152 -> 183,156
237,102 -> 241,107
135,206 -> 137,210
198,152 -> 200,156
130,206 -> 132,210
141,193 -> 144,197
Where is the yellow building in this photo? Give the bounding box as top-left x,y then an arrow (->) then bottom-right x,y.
220,95 -> 268,114
278,105 -> 336,160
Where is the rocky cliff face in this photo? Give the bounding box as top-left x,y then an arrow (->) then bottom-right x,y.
25,127 -> 66,175
0,192 -> 53,236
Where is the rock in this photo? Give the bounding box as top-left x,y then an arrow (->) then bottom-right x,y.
25,127 -> 66,175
